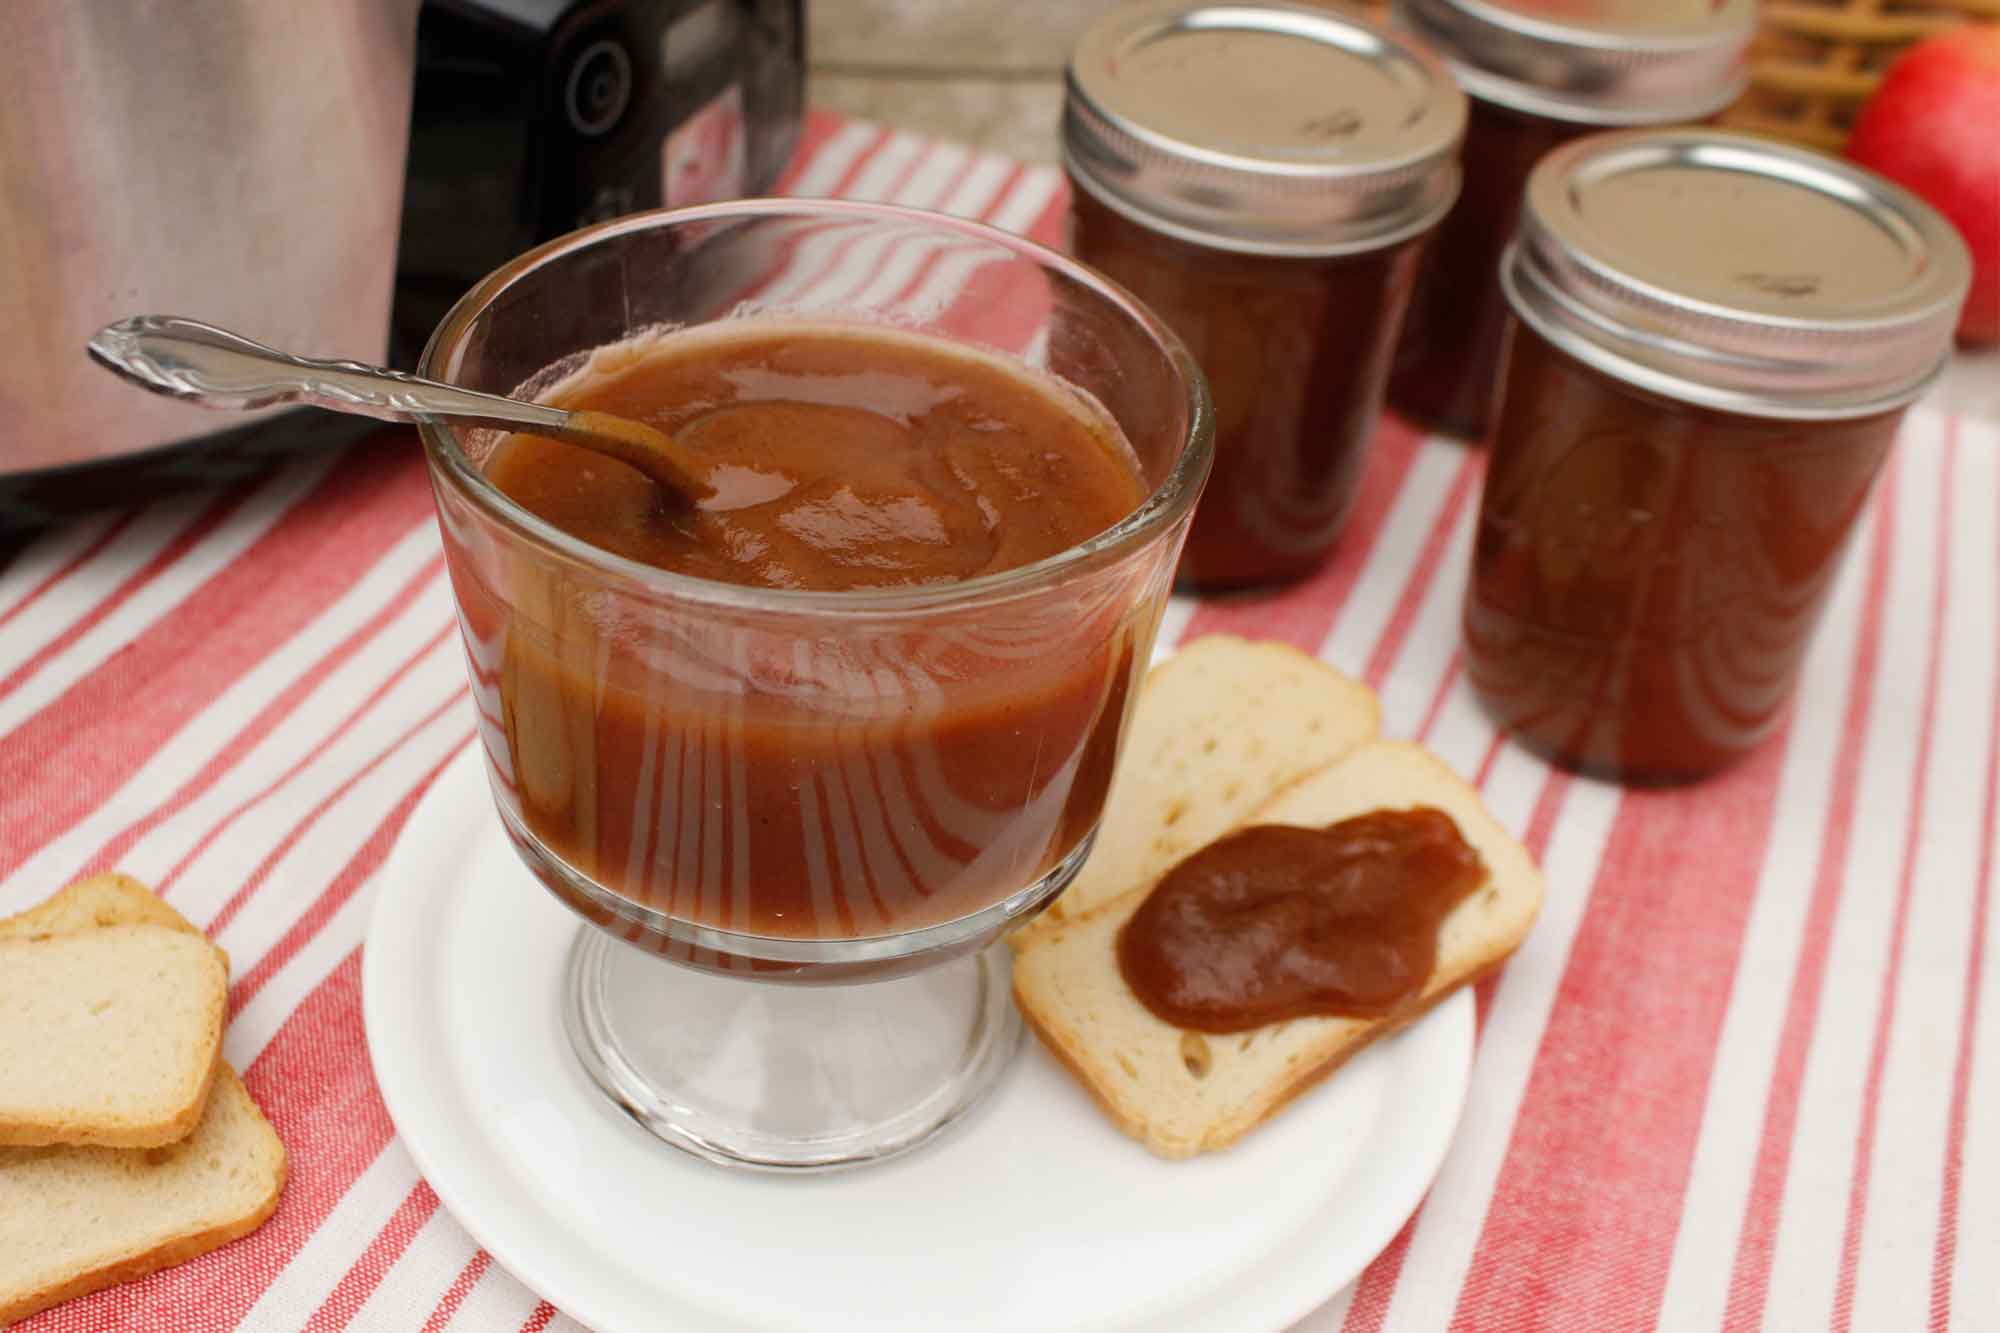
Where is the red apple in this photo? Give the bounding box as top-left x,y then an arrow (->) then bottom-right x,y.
1846,25 -> 2000,343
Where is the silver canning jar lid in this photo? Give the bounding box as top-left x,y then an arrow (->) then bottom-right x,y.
1503,129 -> 1973,421
1393,0 -> 1752,125
1063,0 -> 1466,257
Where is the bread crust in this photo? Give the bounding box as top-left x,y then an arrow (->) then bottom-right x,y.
0,929 -> 228,1149
0,873 -> 202,943
0,879 -> 223,1149
0,1069 -> 287,1326
1022,635 -> 1378,941
0,1181 -> 283,1326
1014,730 -> 1544,1159
0,878 -> 285,1324
1017,913 -> 1517,1159
0,1056 -> 220,1149
1212,954 -> 1508,1156
1016,972 -> 1143,1135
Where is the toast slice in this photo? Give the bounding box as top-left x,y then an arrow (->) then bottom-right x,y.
0,873 -> 202,943
1013,741 -> 1544,1159
1025,635 -> 1377,938
0,1065 -> 287,1326
0,925 -> 228,1149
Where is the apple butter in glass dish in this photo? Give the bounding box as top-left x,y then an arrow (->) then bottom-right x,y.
1466,131 -> 1971,781
1063,0 -> 1464,589
419,200 -> 1212,1169
477,322 -> 1149,939
1386,0 -> 1754,440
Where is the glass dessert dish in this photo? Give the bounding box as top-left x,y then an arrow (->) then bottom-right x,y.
416,200 -> 1211,1170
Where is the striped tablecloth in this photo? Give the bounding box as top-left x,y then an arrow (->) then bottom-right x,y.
5,112 -> 1996,1333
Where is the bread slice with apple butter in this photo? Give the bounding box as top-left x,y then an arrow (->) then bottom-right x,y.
1013,645 -> 1542,1159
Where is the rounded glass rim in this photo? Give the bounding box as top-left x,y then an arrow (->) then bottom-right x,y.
417,198 -> 1214,616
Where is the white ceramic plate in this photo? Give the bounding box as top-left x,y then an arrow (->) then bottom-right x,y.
363,746 -> 1473,1333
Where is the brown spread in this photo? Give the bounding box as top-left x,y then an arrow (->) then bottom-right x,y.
487,325 -> 1143,591
455,323 -> 1149,938
1068,188 -> 1427,589
1060,1 -> 1464,590
1460,129 -> 1970,781
1117,808 -> 1486,1033
1465,323 -> 1902,779
1388,100 -> 1587,439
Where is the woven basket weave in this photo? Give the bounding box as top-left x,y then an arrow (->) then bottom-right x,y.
1725,1 -> 1998,148
1354,1 -> 1999,150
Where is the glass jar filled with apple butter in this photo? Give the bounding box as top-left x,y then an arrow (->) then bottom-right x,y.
1063,1 -> 1465,589
1385,0 -> 1753,439
1467,130 -> 1972,781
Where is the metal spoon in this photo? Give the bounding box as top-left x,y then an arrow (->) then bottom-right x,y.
87,316 -> 714,502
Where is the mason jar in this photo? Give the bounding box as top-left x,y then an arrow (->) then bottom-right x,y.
1466,130 -> 1971,780
1386,0 -> 1753,440
1064,0 -> 1465,588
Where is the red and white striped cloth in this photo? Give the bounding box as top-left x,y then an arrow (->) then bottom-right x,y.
4,112 -> 1995,1332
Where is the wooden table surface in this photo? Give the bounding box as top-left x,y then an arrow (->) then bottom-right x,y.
805,0 -> 2000,420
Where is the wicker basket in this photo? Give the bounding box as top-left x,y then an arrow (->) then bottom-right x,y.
1726,1 -> 1998,149
1354,1 -> 1999,151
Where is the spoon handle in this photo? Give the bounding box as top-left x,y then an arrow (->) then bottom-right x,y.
86,315 -> 573,438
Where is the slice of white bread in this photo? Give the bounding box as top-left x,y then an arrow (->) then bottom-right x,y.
0,925 -> 227,1149
0,873 -> 203,944
1025,635 -> 1378,938
1013,740 -> 1544,1159
0,1064 -> 287,1326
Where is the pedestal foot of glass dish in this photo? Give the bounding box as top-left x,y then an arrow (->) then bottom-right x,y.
563,927 -> 1022,1171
